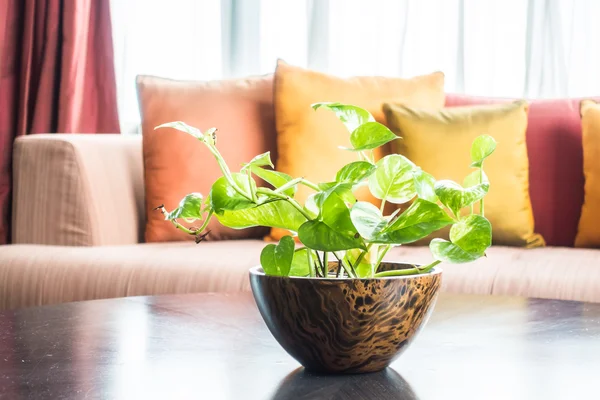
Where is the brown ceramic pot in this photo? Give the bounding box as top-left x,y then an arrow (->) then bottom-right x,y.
249,262 -> 442,374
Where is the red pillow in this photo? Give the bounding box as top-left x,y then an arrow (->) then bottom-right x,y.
446,95 -> 593,247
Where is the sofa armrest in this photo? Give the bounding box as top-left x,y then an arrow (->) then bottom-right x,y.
12,134 -> 144,246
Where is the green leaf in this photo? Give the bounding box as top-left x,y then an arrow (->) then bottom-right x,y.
298,220 -> 365,252
449,215 -> 492,255
335,161 -> 376,184
311,102 -> 375,133
249,166 -> 296,197
242,151 -> 274,170
304,194 -> 320,218
259,237 -> 295,276
154,121 -> 203,138
260,244 -> 278,275
470,135 -> 497,168
289,248 -> 311,277
368,154 -> 416,204
216,201 -> 305,231
350,201 -> 387,241
209,173 -> 256,214
346,122 -> 399,151
463,169 -> 489,188
314,183 -> 355,211
429,214 -> 492,263
168,193 -> 204,221
299,185 -> 364,252
413,169 -> 438,203
276,236 -> 295,276
375,199 -> 453,244
434,180 -> 489,217
321,189 -> 358,238
429,239 -> 480,263
318,182 -> 337,191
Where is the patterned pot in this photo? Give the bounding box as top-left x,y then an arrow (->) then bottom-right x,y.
249,262 -> 442,374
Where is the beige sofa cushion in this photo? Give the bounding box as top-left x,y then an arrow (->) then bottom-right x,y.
12,134 -> 144,246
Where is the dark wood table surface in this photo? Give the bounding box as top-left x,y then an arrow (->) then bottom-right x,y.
0,292 -> 599,400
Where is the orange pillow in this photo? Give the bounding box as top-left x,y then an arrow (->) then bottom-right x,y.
137,75 -> 277,242
270,61 -> 445,240
575,100 -> 600,247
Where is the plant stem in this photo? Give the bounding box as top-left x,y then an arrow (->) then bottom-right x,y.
374,260 -> 441,277
247,169 -> 257,202
307,249 -> 316,278
205,143 -> 252,201
379,199 -> 387,213
256,189 -> 312,220
315,251 -> 325,276
300,179 -> 320,191
479,165 -> 485,217
333,252 -> 356,278
374,244 -> 391,269
273,177 -> 319,195
323,252 -> 329,276
195,209 -> 214,233
273,177 -> 303,194
352,243 -> 374,274
157,205 -> 212,237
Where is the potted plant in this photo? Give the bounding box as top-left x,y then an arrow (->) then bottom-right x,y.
156,103 -> 495,374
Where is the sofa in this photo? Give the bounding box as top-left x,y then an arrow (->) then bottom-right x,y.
1,133 -> 600,310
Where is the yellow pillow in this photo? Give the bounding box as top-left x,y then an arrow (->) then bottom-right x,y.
575,100 -> 600,247
383,101 -> 544,248
271,60 -> 445,240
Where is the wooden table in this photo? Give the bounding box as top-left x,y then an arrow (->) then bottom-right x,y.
0,292 -> 598,399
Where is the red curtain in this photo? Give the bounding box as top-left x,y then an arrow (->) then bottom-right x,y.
0,0 -> 120,244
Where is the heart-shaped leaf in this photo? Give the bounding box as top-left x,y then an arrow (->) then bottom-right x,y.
260,244 -> 278,275
299,183 -> 364,252
321,189 -> 359,237
289,248 -> 311,277
413,168 -> 437,202
313,183 -> 355,211
368,154 -> 416,204
346,122 -> 399,151
216,201 -> 306,232
336,161 -> 376,184
168,193 -> 204,221
463,169 -> 489,188
260,236 -> 295,276
350,202 -> 387,241
375,199 -> 453,244
470,135 -> 497,168
298,220 -> 365,252
434,180 -> 489,217
429,214 -> 492,263
210,173 -> 256,214
311,102 -> 375,133
429,239 -> 481,263
242,151 -> 274,170
449,215 -> 492,255
249,166 -> 296,197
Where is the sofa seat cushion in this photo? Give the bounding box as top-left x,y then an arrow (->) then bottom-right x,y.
0,241 -> 263,310
0,243 -> 599,309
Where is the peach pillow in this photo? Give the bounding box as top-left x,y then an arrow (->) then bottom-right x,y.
575,100 -> 600,247
270,61 -> 445,240
137,75 -> 276,242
